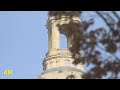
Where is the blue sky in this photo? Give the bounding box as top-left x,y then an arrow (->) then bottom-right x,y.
0,11 -> 48,79
0,11 -> 119,79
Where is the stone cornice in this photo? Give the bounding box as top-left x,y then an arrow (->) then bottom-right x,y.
41,66 -> 84,75
48,11 -> 81,17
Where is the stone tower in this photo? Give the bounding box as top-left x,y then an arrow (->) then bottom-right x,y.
38,11 -> 84,79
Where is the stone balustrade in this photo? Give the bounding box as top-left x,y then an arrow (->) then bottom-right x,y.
46,49 -> 72,57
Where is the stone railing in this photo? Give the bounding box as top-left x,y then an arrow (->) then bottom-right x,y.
57,49 -> 72,56
46,49 -> 72,57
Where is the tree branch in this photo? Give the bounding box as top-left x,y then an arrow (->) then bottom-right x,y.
96,11 -> 114,31
112,11 -> 120,20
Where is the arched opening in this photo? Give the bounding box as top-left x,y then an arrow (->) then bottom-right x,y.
64,60 -> 70,66
66,75 -> 76,79
60,34 -> 67,48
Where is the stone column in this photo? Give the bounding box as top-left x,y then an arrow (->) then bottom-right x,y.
67,35 -> 73,48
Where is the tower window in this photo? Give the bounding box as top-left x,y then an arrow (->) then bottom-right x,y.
64,60 -> 70,66
66,75 -> 76,79
60,34 -> 67,48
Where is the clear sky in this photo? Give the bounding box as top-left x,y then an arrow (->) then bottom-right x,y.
0,11 -> 119,79
0,11 -> 48,79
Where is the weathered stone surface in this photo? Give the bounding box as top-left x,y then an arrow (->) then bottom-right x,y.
38,12 -> 84,79
38,67 -> 84,79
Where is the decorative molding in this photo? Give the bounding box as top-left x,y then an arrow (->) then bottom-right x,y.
41,67 -> 84,75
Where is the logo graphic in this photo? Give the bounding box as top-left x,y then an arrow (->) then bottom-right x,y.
3,70 -> 13,75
